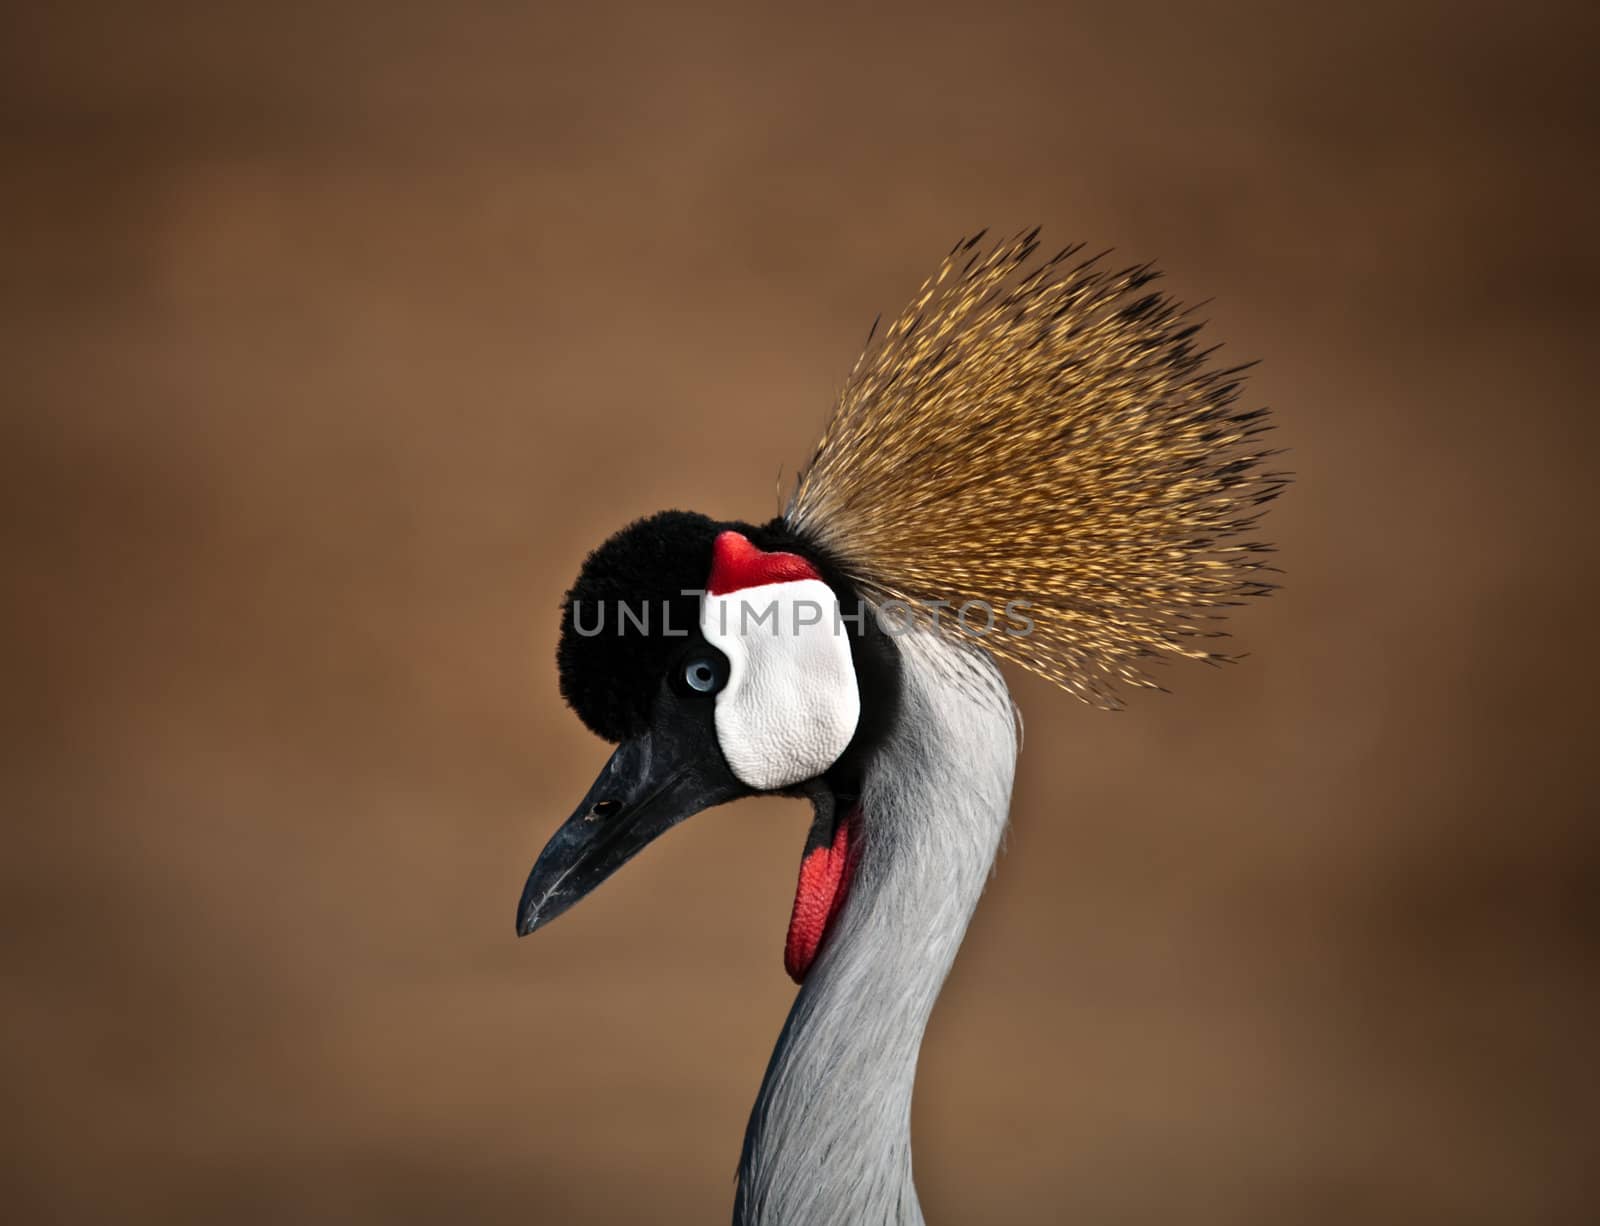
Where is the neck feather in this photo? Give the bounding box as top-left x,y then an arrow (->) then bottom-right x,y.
735,630 -> 1018,1226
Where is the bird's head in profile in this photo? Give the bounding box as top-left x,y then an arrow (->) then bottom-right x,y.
515,231 -> 1284,984
516,511 -> 901,981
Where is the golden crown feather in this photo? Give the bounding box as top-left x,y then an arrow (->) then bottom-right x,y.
784,229 -> 1287,707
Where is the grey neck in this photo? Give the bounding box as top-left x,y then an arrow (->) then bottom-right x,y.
735,630 -> 1018,1226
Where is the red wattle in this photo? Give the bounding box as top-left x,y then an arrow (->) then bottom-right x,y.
783,814 -> 856,983
708,530 -> 820,595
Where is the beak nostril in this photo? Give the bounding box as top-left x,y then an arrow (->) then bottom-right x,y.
587,800 -> 622,822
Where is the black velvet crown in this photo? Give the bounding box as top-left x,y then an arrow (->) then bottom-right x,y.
557,510 -> 728,743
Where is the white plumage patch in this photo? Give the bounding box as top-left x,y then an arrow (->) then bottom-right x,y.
700,579 -> 860,791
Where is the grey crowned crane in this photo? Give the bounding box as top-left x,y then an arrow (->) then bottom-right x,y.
517,232 -> 1284,1225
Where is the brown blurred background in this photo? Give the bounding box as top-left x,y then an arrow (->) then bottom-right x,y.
3,2 -> 1596,1223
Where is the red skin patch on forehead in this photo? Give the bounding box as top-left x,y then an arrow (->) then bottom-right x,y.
784,811 -> 858,983
707,530 -> 820,595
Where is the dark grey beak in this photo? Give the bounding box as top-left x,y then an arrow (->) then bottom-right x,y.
516,715 -> 748,937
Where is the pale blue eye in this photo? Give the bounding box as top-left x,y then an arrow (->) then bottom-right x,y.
685,658 -> 719,692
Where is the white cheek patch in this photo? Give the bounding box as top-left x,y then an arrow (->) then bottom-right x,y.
700,579 -> 861,791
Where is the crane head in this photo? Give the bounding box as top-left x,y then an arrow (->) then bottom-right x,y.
516,510 -> 901,980
516,232 -> 1286,982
